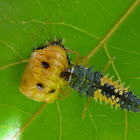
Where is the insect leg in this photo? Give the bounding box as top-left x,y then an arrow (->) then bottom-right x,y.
81,97 -> 92,119
58,81 -> 73,99
59,82 -> 69,96
59,87 -> 73,100
65,49 -> 80,65
103,56 -> 116,73
80,56 -> 88,67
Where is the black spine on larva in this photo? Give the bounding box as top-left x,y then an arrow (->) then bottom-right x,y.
69,65 -> 103,97
120,92 -> 140,112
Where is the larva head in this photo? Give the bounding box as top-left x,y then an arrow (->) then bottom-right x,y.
19,60 -> 60,103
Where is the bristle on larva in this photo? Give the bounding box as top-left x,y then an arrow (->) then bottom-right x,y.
100,76 -> 128,93
99,76 -> 140,112
98,76 -> 127,109
94,89 -> 120,109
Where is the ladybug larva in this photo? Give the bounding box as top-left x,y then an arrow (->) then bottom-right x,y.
67,65 -> 140,112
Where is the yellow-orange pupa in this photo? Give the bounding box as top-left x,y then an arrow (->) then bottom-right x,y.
20,41 -> 68,103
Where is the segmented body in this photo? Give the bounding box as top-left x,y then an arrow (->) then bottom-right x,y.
68,65 -> 140,112
20,41 -> 140,112
20,43 -> 68,103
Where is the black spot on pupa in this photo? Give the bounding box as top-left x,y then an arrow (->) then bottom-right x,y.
60,72 -> 64,77
23,79 -> 27,84
49,89 -> 55,93
41,62 -> 49,68
37,83 -> 44,90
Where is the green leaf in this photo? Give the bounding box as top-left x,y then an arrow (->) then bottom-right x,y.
0,0 -> 140,140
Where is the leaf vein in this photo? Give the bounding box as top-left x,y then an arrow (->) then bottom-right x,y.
56,100 -> 62,140
86,0 -> 140,60
111,46 -> 140,57
0,60 -> 28,70
0,40 -> 24,60
0,103 -> 32,116
12,103 -> 47,140
95,0 -> 116,18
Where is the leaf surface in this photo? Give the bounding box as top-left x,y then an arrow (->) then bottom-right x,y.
0,0 -> 140,140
